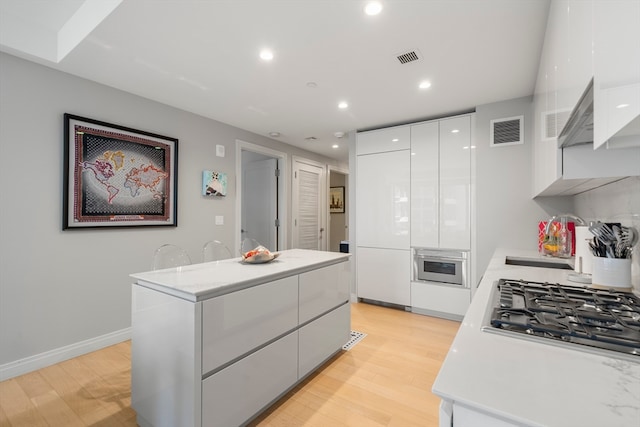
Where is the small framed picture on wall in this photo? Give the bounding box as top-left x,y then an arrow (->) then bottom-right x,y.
329,186 -> 345,213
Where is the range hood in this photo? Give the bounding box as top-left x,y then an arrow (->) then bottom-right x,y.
558,78 -> 594,148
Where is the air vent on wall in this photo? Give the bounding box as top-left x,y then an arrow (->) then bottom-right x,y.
542,109 -> 571,140
490,116 -> 524,147
396,49 -> 422,64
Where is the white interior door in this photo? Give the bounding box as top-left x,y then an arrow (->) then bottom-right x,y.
242,158 -> 278,250
293,158 -> 326,250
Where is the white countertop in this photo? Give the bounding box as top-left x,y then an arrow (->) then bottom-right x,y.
131,249 -> 351,302
432,248 -> 640,427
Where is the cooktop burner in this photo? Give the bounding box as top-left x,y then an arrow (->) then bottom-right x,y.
483,279 -> 640,360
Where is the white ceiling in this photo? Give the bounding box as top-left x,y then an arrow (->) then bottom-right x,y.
0,0 -> 550,162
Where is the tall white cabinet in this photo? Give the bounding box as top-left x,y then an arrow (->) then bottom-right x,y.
411,116 -> 471,250
356,126 -> 411,306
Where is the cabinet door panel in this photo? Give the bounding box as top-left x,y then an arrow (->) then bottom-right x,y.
202,276 -> 298,374
202,332 -> 298,427
356,247 -> 411,305
439,116 -> 471,250
356,126 -> 410,155
356,151 -> 410,249
299,303 -> 350,378
299,262 -> 350,324
411,281 -> 470,319
410,121 -> 439,248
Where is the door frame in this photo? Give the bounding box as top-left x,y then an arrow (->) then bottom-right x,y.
235,140 -> 288,255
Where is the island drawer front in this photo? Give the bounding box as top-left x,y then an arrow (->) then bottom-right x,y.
299,302 -> 351,379
299,261 -> 350,324
202,331 -> 298,427
202,276 -> 298,375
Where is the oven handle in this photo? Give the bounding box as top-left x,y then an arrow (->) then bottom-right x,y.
414,255 -> 466,263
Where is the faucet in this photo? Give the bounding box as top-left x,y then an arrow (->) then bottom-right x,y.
542,214 -> 585,257
543,214 -> 585,236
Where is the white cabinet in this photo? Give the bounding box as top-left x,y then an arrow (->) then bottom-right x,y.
356,126 -> 411,306
410,121 -> 439,248
202,332 -> 298,427
299,303 -> 350,378
299,261 -> 350,324
202,276 -> 298,375
132,259 -> 350,427
439,117 -> 472,250
356,148 -> 410,250
532,0 -> 640,197
356,247 -> 411,306
593,0 -> 640,149
411,116 -> 471,250
356,125 -> 410,155
411,281 -> 470,321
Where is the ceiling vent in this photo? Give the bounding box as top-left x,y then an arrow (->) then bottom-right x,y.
396,49 -> 422,65
490,116 -> 524,147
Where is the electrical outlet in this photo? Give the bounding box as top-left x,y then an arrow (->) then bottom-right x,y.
215,215 -> 224,225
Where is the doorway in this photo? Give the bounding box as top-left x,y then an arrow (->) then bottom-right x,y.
292,157 -> 326,250
236,140 -> 287,254
328,166 -> 349,252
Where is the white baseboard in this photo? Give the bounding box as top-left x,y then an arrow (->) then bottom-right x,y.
0,327 -> 131,381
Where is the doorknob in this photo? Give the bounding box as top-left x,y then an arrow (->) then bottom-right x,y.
320,228 -> 325,232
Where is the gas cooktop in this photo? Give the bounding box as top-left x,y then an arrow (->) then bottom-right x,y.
483,279 -> 640,361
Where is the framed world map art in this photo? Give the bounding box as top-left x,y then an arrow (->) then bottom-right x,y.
63,114 -> 178,229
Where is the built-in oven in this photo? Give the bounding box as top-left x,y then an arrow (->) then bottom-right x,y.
413,248 -> 469,288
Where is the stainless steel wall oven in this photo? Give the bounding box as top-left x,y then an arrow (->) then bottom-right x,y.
413,248 -> 469,287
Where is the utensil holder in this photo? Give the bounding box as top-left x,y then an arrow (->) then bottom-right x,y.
591,257 -> 632,290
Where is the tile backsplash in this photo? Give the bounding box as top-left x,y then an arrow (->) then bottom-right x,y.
573,176 -> 640,289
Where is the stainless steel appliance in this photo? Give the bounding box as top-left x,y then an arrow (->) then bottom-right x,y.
413,248 -> 469,287
482,278 -> 640,362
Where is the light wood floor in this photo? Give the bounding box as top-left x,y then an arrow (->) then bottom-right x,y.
0,302 -> 460,427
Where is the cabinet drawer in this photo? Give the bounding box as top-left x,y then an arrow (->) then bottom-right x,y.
411,281 -> 470,319
202,331 -> 298,427
299,262 -> 349,324
299,303 -> 350,379
202,276 -> 298,375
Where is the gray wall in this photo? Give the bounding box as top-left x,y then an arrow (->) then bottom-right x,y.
0,52 -> 344,368
474,96 -> 573,283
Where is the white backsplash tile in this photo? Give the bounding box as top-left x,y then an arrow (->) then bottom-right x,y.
573,177 -> 640,289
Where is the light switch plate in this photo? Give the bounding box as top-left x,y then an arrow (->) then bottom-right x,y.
215,215 -> 224,225
216,145 -> 225,157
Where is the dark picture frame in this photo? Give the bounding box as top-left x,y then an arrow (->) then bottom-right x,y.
63,114 -> 178,229
329,186 -> 345,213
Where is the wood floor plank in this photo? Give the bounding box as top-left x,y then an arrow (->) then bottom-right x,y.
0,302 -> 459,427
0,379 -> 49,427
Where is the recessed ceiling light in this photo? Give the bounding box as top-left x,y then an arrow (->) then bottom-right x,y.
451,129 -> 460,133
332,144 -> 339,149
259,49 -> 274,61
338,101 -> 348,109
364,1 -> 383,16
306,81 -> 318,88
419,80 -> 432,89
616,103 -> 630,109
392,138 -> 399,142
269,132 -> 281,138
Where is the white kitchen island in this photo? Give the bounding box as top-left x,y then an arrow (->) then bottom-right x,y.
130,249 -> 351,427
432,248 -> 640,427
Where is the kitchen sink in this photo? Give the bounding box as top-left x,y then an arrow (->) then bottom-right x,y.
505,256 -> 573,270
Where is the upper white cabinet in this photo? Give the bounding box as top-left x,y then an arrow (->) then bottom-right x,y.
593,0 -> 640,148
532,0 -> 640,196
411,116 -> 471,250
410,121 -> 439,248
356,125 -> 410,155
356,131 -> 410,250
